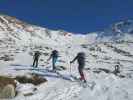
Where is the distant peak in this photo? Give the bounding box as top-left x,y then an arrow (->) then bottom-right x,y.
111,19 -> 133,33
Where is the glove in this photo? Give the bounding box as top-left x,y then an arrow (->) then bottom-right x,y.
70,61 -> 73,64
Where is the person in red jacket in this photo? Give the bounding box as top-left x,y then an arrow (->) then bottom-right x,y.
70,52 -> 86,82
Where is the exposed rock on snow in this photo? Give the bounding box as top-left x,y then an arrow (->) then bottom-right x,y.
0,76 -> 16,87
15,73 -> 47,85
0,54 -> 14,61
0,84 -> 16,99
0,76 -> 16,99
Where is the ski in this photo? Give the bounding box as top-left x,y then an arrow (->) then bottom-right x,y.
71,75 -> 96,89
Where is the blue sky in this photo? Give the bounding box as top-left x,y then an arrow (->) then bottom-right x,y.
0,0 -> 133,33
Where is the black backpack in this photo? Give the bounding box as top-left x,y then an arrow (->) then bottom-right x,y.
77,52 -> 85,58
52,50 -> 58,57
77,52 -> 85,66
34,51 -> 40,58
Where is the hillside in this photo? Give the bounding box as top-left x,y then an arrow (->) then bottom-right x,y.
0,15 -> 133,100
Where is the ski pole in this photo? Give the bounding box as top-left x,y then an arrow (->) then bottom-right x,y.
70,62 -> 73,77
66,50 -> 72,76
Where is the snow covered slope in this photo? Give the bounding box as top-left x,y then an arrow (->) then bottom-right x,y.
0,15 -> 133,100
0,14 -> 90,47
97,20 -> 133,42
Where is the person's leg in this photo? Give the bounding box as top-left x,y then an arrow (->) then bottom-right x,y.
114,65 -> 120,75
52,57 -> 57,70
33,59 -> 36,67
35,58 -> 38,68
117,66 -> 120,72
78,67 -> 86,81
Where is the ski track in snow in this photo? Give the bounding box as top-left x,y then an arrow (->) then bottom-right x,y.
4,62 -> 97,100
0,47 -> 133,100
0,46 -> 133,100
7,63 -> 133,100
40,80 -> 81,100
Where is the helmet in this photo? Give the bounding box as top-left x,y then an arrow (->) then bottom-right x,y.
77,52 -> 85,57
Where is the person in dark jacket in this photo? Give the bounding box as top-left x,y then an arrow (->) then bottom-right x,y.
32,51 -> 41,68
70,52 -> 86,82
47,50 -> 58,70
114,61 -> 121,75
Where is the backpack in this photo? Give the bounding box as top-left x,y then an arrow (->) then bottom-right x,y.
77,52 -> 85,58
77,52 -> 85,66
34,51 -> 40,58
52,50 -> 58,57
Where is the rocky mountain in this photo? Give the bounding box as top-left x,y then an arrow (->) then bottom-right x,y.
1,14 -> 133,47
0,14 -> 90,48
97,20 -> 133,42
0,14 -> 133,100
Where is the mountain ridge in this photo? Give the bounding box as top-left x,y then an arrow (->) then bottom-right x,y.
0,14 -> 133,46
